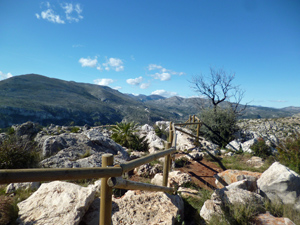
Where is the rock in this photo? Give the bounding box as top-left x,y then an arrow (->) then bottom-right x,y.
6,182 -> 40,194
257,162 -> 300,210
200,187 -> 264,222
12,121 -> 40,139
82,190 -> 184,225
17,181 -> 96,225
246,156 -> 265,168
226,138 -> 257,153
175,129 -> 195,151
178,187 -> 200,199
151,171 -> 192,187
177,152 -> 204,161
83,129 -> 129,159
225,179 -> 258,192
134,163 -> 163,178
129,151 -> 145,160
214,169 -> 262,189
253,212 -> 296,225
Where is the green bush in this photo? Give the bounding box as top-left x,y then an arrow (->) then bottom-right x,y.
70,127 -> 80,133
199,107 -> 239,147
0,135 -> 40,169
250,138 -> 272,159
111,122 -> 149,152
277,133 -> 300,174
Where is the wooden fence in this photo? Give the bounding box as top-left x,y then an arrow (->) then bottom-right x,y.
0,117 -> 202,225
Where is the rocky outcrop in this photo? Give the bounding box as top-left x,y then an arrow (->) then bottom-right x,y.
138,124 -> 165,153
12,121 -> 41,140
82,190 -> 184,225
214,169 -> 262,189
246,156 -> 265,168
17,181 -> 96,225
257,162 -> 300,210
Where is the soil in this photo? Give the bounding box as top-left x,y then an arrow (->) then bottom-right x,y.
175,153 -> 224,190
129,153 -> 225,190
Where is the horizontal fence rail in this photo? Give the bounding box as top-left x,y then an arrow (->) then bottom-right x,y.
0,167 -> 123,185
0,147 -> 176,185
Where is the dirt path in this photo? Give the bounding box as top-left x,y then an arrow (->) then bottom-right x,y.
176,154 -> 224,190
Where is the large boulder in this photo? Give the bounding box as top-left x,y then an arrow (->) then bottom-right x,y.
17,181 -> 96,225
82,190 -> 184,225
214,169 -> 262,189
200,185 -> 264,222
257,162 -> 300,210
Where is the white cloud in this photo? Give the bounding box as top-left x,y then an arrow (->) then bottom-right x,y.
36,2 -> 83,24
41,9 -> 65,24
72,44 -> 84,48
103,58 -> 124,72
140,83 -> 150,89
61,3 -> 83,22
152,72 -> 171,81
113,86 -> 122,90
0,71 -> 13,80
148,64 -> 163,71
79,57 -> 98,67
93,78 -> 114,86
151,90 -> 177,98
148,64 -> 185,81
269,100 -> 288,103
126,76 -> 143,85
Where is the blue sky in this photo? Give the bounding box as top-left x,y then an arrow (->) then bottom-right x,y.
0,0 -> 299,108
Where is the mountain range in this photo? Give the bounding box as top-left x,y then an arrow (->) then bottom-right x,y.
0,74 -> 299,128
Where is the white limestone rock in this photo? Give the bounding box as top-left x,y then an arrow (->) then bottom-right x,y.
151,171 -> 192,187
17,181 -> 96,225
257,162 -> 300,210
111,190 -> 184,225
6,182 -> 40,194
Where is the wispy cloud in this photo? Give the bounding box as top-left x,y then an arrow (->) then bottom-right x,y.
93,78 -> 114,86
126,76 -> 143,85
79,57 -> 98,67
72,44 -> 84,48
35,2 -> 83,24
269,99 -> 288,103
148,64 -> 185,81
0,71 -> 13,80
103,58 -> 124,72
151,90 -> 177,98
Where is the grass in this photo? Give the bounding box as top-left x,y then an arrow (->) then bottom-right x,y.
207,153 -> 276,173
180,187 -> 212,225
0,186 -> 37,225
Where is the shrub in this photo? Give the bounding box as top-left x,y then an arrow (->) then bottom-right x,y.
174,157 -> 190,168
0,135 -> 40,169
70,127 -> 80,133
277,133 -> 300,174
0,196 -> 18,225
111,122 -> 149,152
250,138 -> 272,159
199,107 -> 239,147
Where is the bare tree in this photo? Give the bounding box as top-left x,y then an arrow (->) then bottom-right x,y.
191,67 -> 246,115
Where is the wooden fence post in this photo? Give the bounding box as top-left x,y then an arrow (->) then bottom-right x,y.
163,154 -> 170,187
169,122 -> 173,146
100,154 -> 114,225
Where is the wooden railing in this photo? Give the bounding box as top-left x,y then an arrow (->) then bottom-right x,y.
0,116 -> 202,225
